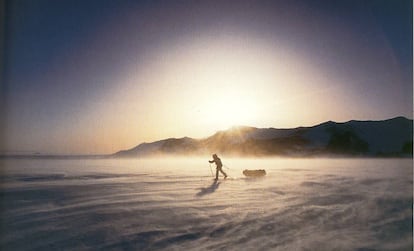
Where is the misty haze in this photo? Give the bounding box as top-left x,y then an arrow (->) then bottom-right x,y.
2,0 -> 412,250
0,157 -> 412,250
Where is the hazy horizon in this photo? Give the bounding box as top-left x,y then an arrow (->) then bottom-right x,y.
3,0 -> 413,155
2,116 -> 412,156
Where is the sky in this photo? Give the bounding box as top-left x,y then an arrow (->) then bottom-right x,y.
2,0 -> 413,155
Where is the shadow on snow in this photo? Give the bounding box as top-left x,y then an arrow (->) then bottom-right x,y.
195,180 -> 220,197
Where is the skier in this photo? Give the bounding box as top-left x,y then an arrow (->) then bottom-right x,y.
209,154 -> 227,180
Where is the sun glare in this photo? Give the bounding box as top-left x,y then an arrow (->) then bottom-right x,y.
200,88 -> 259,129
112,31 -> 335,142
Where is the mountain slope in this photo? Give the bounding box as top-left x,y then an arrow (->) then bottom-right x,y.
113,117 -> 413,157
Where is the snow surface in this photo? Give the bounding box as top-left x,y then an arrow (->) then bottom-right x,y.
0,158 -> 412,250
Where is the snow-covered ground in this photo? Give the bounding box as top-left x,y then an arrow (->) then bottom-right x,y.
0,157 -> 412,250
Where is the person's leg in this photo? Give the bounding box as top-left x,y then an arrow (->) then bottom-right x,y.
215,168 -> 219,180
220,169 -> 227,178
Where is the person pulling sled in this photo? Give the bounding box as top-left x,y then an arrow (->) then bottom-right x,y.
209,154 -> 227,180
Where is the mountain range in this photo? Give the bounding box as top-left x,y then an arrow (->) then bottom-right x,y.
114,117 -> 413,157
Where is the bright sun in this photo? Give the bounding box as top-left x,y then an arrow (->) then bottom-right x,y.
200,88 -> 259,129
119,33 -> 319,139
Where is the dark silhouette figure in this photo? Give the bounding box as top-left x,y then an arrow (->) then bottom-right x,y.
209,154 -> 227,180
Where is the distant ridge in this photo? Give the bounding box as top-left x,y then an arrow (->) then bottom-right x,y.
114,117 -> 413,157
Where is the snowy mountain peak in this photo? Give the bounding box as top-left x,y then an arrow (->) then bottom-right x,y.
114,117 -> 413,157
